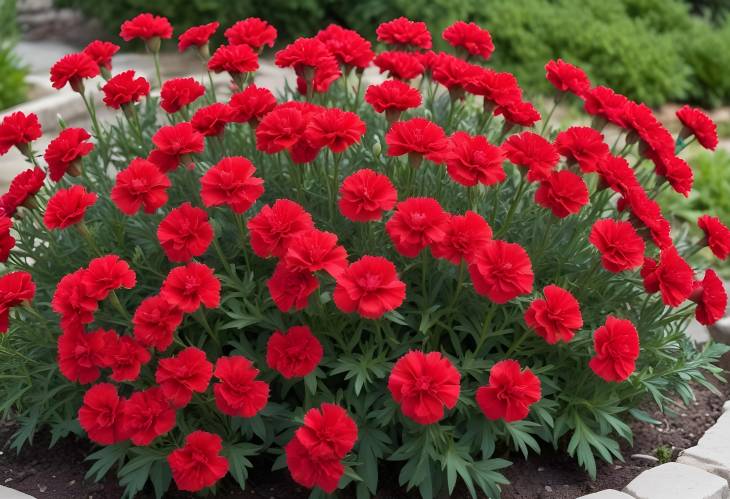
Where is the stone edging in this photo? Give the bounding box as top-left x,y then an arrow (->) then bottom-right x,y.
579,402 -> 730,499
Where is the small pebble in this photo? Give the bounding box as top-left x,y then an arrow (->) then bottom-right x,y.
545,485 -> 553,492
689,432 -> 695,437
631,453 -> 659,462
38,484 -> 47,493
67,480 -> 76,486
4,478 -> 12,483
537,467 -> 545,472
615,465 -> 623,470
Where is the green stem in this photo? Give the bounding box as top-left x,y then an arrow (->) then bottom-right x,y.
152,51 -> 163,89
108,290 -> 131,321
76,222 -> 101,256
504,329 -> 530,357
194,308 -> 220,348
539,93 -> 563,136
330,152 -> 343,223
207,70 -> 218,102
495,176 -> 528,238
80,92 -> 107,155
474,303 -> 498,354
234,213 -> 252,270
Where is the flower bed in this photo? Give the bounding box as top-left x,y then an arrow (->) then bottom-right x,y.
0,13 -> 729,499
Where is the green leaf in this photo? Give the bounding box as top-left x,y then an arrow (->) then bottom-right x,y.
223,442 -> 258,490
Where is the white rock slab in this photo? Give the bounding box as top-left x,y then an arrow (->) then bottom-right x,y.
0,485 -> 36,498
678,411 -> 730,480
624,462 -> 729,499
577,490 -> 634,499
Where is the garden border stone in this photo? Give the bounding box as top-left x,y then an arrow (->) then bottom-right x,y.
0,485 -> 36,498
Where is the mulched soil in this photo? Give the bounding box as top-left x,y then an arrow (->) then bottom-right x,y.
1,381 -> 728,499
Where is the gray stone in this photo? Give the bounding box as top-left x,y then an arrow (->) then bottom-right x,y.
678,411 -> 730,480
0,485 -> 37,498
624,462 -> 729,499
577,490 -> 634,499
723,400 -> 730,413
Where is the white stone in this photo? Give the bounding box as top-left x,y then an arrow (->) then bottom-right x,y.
723,400 -> 730,413
0,485 -> 36,498
678,411 -> 730,480
624,462 -> 729,499
577,490 -> 634,499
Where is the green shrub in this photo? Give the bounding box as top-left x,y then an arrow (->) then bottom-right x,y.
0,0 -> 27,110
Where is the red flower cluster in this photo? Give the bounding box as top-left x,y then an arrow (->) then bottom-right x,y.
316,24 -> 374,71
376,17 -> 432,49
49,53 -> 99,92
178,22 -> 219,53
275,38 -> 340,95
266,325 -> 323,378
286,404 -> 357,492
160,77 -> 206,113
589,316 -> 640,382
213,355 -> 269,417
524,285 -> 583,344
0,271 -> 35,332
224,17 -> 277,51
44,127 -> 94,181
0,112 -> 42,156
101,70 -> 150,109
442,21 -> 494,59
43,185 -> 97,230
168,431 -> 229,492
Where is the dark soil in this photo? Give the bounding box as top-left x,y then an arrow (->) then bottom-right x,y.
1,382 -> 727,499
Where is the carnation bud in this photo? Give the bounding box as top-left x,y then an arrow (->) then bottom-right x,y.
408,152 -> 423,169
372,141 -> 382,158
197,43 -> 211,61
145,37 -> 162,54
70,78 -> 85,95
100,66 -> 113,81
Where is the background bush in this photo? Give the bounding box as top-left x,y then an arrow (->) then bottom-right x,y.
55,0 -> 730,108
0,0 -> 27,110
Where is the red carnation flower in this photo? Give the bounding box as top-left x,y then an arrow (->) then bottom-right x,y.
338,169 -> 397,222
0,271 -> 35,332
676,105 -> 718,151
132,295 -> 183,351
623,188 -> 672,249
596,154 -> 640,196
652,153 -> 693,197
283,229 -> 348,278
524,285 -> 583,344
208,44 -> 259,80
691,269 -> 727,326
583,86 -> 628,128
386,197 -> 449,257
304,108 -> 366,153
502,131 -> 559,182
476,360 -> 541,422
286,404 -> 357,493
156,347 -> 213,408
589,219 -> 646,273
103,333 -> 151,382
267,261 -> 319,312
534,170 -> 589,218
545,59 -> 590,96
44,127 -> 94,181
2,167 -> 46,216
316,24 -> 374,71
78,383 -> 128,445
82,40 -> 120,72
248,199 -> 314,258
333,255 -> 406,319
640,246 -> 694,307
178,22 -> 219,53
275,38 -> 341,95
101,70 -> 150,109
364,80 -> 421,121
388,351 -> 460,424
111,157 -> 171,215
49,52 -> 99,92
102,70 -> 148,109
465,68 -> 522,111
254,104 -> 319,158
160,262 -> 221,313
51,269 -> 98,330
228,84 -> 277,126
554,126 -> 609,173
119,13 -> 173,42
373,51 -> 425,81
160,77 -> 205,114
443,21 -> 494,59
698,215 -> 730,260
83,254 -> 136,301
495,100 -> 541,128
385,117 -> 449,166
191,103 -> 233,137
431,52 -> 481,97
0,111 -> 42,156
224,18 -> 277,50
213,355 -> 269,417
431,211 -> 492,264
200,156 -> 264,213
446,131 -> 505,187
0,216 -> 16,262
149,122 -> 205,172
43,185 -> 97,230
589,316 -> 640,382
376,17 -> 432,49
469,239 -> 534,304
124,387 -> 176,446
622,102 -> 674,158
168,431 -> 229,492
266,325 -> 323,378
57,326 -> 107,383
